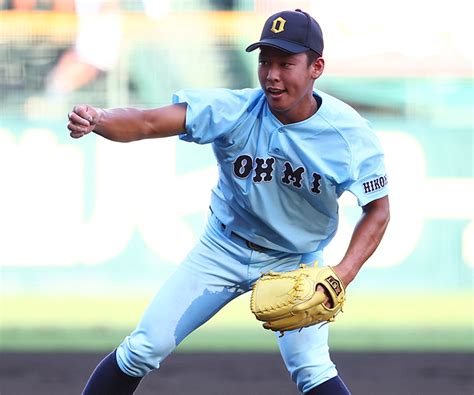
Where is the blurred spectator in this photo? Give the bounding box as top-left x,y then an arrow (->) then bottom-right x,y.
23,0 -> 246,119
24,0 -> 124,118
45,0 -> 123,94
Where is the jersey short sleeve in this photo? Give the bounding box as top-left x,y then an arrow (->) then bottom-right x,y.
172,88 -> 261,144
345,125 -> 388,206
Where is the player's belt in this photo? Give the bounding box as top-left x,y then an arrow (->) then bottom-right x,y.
210,207 -> 267,252
227,227 -> 266,252
215,219 -> 266,251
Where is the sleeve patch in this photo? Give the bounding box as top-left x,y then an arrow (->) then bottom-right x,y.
362,175 -> 388,193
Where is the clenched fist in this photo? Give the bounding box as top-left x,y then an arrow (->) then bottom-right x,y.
67,104 -> 102,139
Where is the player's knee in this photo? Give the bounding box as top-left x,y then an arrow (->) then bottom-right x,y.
116,331 -> 176,377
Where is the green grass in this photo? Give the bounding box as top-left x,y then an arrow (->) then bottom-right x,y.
1,326 -> 472,352
1,293 -> 472,352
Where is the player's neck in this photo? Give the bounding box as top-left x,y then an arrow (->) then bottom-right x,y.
271,95 -> 319,125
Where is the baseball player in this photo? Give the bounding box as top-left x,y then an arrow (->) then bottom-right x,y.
69,9 -> 390,395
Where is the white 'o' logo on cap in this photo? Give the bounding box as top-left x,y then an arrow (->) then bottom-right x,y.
271,17 -> 286,33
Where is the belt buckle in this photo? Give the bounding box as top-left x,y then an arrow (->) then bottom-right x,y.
245,240 -> 265,252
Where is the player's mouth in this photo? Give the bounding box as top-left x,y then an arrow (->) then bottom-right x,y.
266,87 -> 286,99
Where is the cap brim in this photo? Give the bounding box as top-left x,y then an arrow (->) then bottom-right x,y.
245,38 -> 308,54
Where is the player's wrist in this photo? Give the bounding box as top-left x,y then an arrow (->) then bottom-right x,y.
89,107 -> 106,134
93,108 -> 104,129
331,264 -> 356,288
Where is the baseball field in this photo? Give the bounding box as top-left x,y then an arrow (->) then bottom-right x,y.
1,294 -> 473,394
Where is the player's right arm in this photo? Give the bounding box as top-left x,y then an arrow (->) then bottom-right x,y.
67,103 -> 187,142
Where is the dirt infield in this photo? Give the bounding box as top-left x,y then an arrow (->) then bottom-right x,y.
1,351 -> 473,395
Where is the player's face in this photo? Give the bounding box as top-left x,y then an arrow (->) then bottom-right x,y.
258,46 -> 324,124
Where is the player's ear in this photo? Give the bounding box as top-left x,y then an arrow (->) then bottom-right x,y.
311,57 -> 325,80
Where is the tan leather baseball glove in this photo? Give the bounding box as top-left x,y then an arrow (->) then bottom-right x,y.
250,264 -> 345,333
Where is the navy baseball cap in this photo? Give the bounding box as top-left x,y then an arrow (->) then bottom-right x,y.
246,9 -> 324,56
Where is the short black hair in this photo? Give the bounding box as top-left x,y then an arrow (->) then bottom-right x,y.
306,50 -> 320,65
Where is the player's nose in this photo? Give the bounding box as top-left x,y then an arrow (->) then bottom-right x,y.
266,64 -> 280,82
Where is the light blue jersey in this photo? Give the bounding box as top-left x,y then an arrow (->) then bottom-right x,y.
173,88 -> 388,253
115,88 -> 388,392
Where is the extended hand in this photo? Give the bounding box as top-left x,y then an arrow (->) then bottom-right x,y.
67,104 -> 101,139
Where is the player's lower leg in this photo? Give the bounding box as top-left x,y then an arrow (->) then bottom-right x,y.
304,376 -> 351,394
82,350 -> 143,395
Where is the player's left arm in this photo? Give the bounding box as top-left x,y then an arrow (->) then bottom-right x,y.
252,195 -> 390,330
331,195 -> 390,287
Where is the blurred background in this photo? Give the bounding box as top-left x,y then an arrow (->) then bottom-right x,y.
0,0 -> 472,353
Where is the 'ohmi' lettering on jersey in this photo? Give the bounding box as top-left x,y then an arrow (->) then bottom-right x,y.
363,175 -> 388,193
233,154 -> 321,194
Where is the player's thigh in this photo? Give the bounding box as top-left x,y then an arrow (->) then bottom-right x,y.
137,259 -> 243,345
116,237 -> 245,375
277,324 -> 338,393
